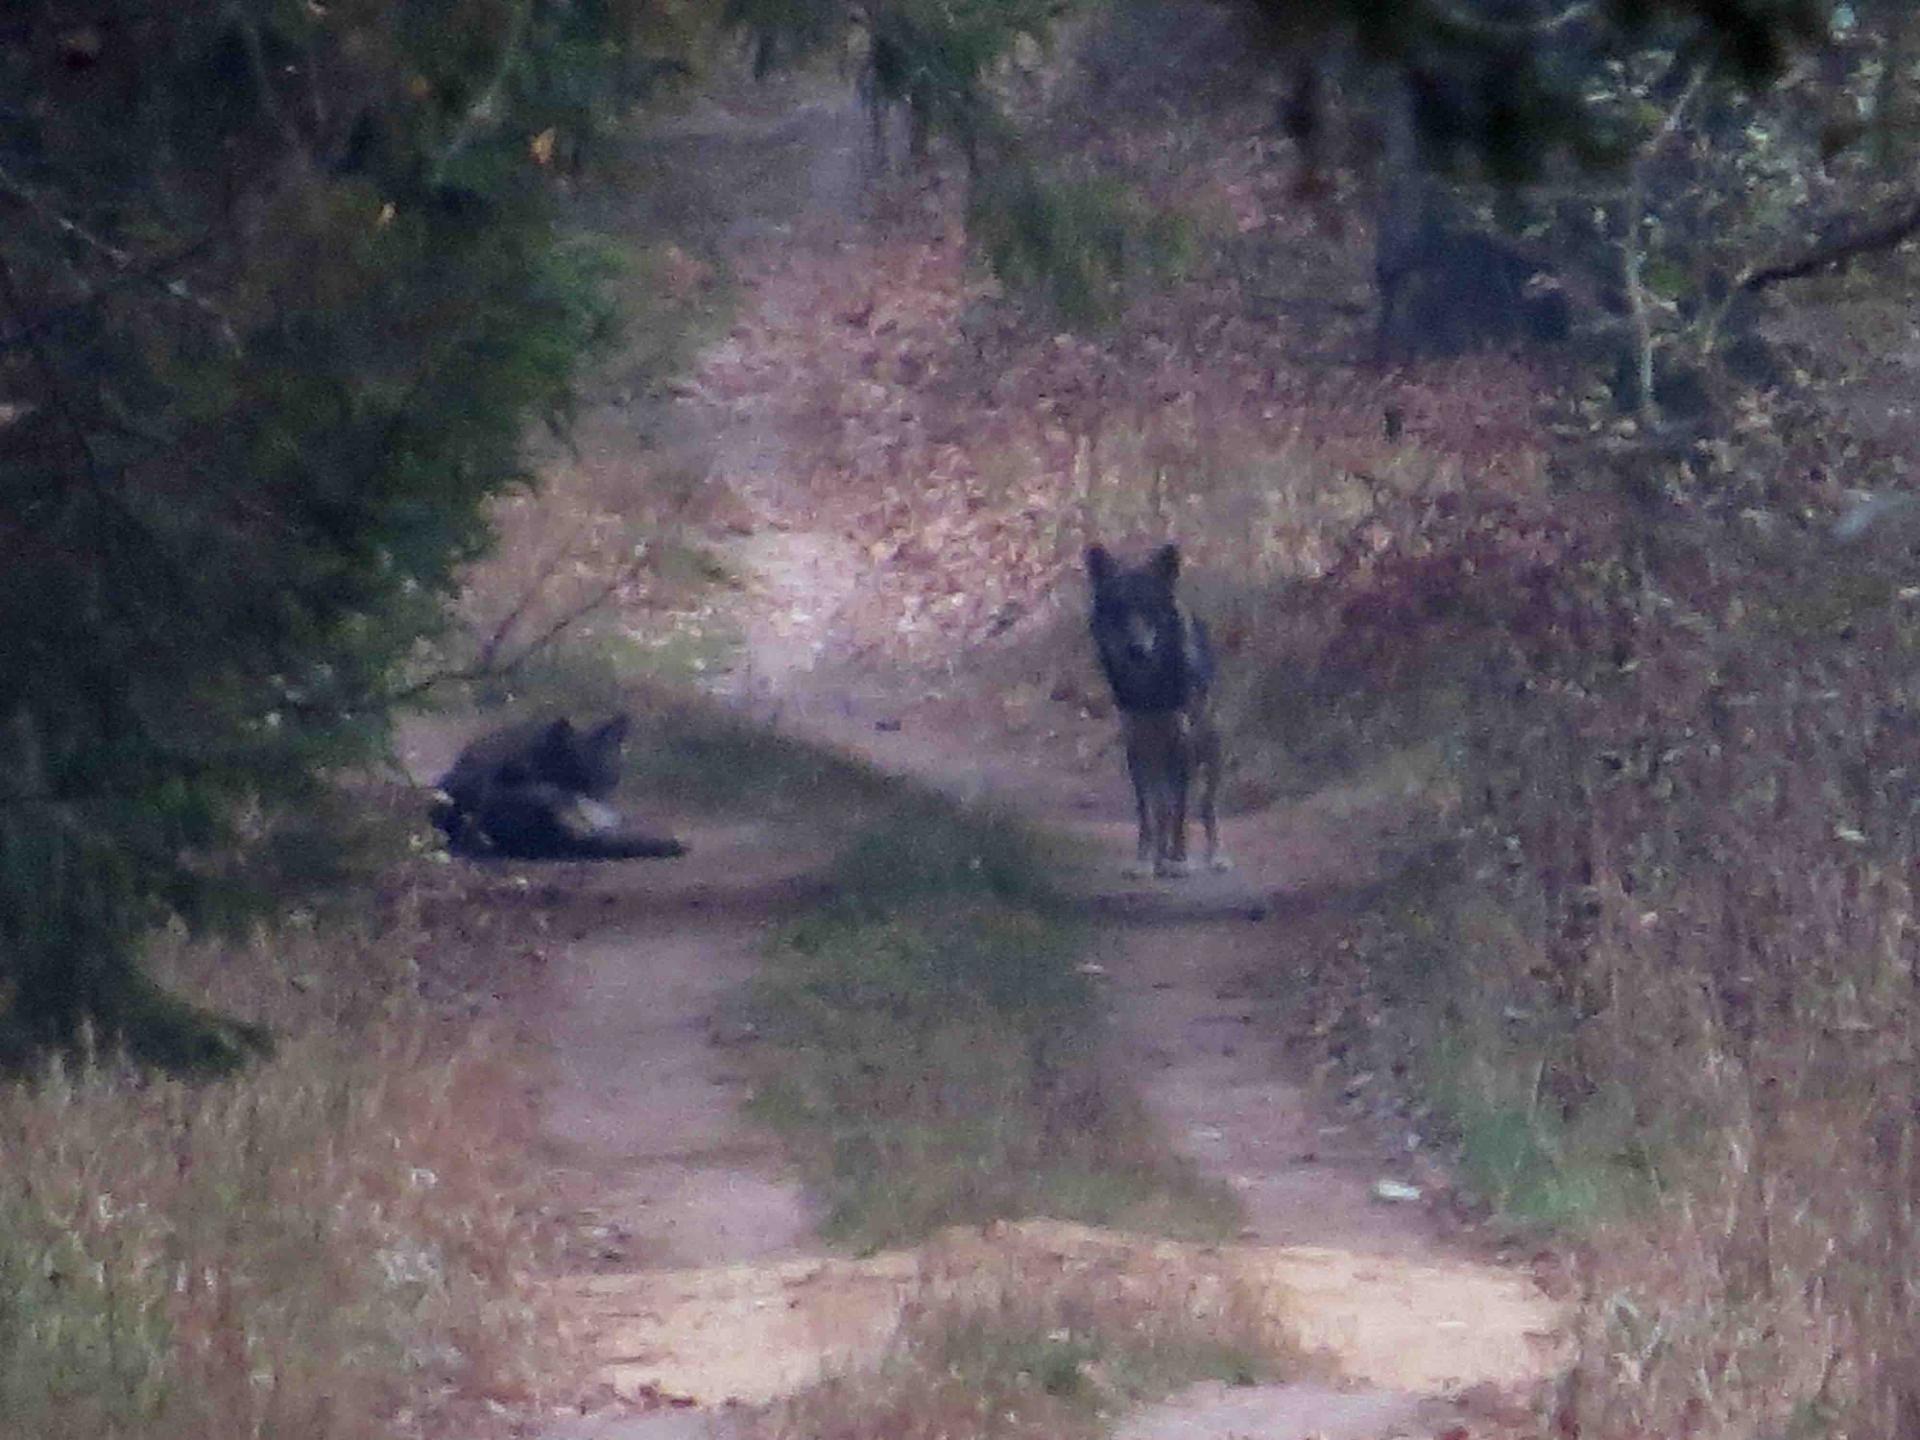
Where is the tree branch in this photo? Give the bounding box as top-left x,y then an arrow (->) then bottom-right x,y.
395,545 -> 648,703
1698,191 -> 1920,361
0,236 -> 219,355
0,253 -> 105,499
1424,0 -> 1596,42
1737,195 -> 1920,294
0,164 -> 239,351
431,0 -> 533,187
1622,59 -> 1708,423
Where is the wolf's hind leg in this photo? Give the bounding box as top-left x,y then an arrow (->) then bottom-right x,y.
1197,733 -> 1231,872
1157,776 -> 1193,877
1154,723 -> 1195,878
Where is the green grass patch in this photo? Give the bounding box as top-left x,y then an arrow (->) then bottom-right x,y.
624,611 -> 744,687
970,165 -> 1196,328
745,802 -> 1239,1251
1336,877 -> 1669,1237
1424,1039 -> 1660,1232
1242,819 -> 1668,1241
619,697 -> 900,820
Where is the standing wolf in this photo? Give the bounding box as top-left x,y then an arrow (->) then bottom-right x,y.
1086,544 -> 1228,878
431,713 -> 687,861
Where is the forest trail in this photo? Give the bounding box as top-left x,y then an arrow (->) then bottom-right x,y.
476,70 -> 1567,1440
494,667 -> 1567,1440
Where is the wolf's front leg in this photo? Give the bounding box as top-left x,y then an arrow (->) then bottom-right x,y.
1154,735 -> 1194,877
1124,759 -> 1158,880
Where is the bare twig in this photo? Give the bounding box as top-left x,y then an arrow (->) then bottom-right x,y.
1425,0 -> 1596,42
1622,60 -> 1708,424
229,4 -> 302,152
396,544 -> 649,702
0,163 -> 240,351
431,0 -> 533,187
487,562 -> 637,674
472,526 -> 595,674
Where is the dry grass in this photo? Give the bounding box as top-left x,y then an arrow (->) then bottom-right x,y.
1529,595 -> 1920,1438
767,1226 -> 1287,1440
1006,387 -> 1920,1438
0,895 -> 554,1440
1251,462 -> 1920,1437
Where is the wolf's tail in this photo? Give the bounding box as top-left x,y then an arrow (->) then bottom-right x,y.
562,832 -> 688,860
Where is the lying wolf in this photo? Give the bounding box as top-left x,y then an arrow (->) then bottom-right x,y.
431,713 -> 687,861
1086,543 -> 1228,878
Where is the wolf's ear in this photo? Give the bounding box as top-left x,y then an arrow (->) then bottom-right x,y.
1150,543 -> 1181,583
578,715 -> 630,779
533,717 -> 576,756
1086,545 -> 1114,585
585,713 -> 630,751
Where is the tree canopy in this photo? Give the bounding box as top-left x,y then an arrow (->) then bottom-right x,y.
0,0 -> 1898,1069
0,0 -> 635,1066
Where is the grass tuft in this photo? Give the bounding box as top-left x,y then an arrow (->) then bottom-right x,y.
770,1229 -> 1287,1440
617,692 -> 900,819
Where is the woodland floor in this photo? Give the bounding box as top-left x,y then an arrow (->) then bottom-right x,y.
407,49 -> 1571,1440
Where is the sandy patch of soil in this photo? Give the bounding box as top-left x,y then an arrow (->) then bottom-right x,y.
549,1218 -> 1560,1406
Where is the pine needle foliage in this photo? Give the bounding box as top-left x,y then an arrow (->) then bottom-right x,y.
0,1 -> 644,1069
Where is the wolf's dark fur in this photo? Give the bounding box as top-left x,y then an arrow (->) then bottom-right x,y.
1086,543 -> 1227,878
432,713 -> 687,861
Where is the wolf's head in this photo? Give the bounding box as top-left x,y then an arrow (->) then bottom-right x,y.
515,713 -> 630,800
1086,544 -> 1206,713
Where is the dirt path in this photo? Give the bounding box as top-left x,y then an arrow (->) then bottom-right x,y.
536,826 -> 823,1273
486,71 -> 1565,1440
508,696 -> 1562,1439
499,586 -> 1564,1438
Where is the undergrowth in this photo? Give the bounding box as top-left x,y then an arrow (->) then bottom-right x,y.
0,901 -> 549,1440
969,163 -> 1195,327
745,800 -> 1238,1251
1262,449 -> 1920,1436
